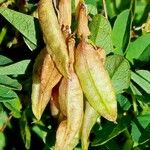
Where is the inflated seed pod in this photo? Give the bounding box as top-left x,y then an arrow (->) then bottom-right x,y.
81,101 -> 99,150
75,39 -> 117,122
38,0 -> 69,77
31,48 -> 62,120
77,3 -> 90,38
55,120 -> 67,150
97,47 -> 106,65
59,0 -> 71,28
58,37 -> 83,150
50,84 -> 60,118
59,72 -> 83,150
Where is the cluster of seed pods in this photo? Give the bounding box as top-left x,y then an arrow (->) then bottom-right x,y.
31,0 -> 117,150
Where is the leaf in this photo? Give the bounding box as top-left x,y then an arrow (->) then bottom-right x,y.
0,133 -> 5,150
92,115 -> 131,146
130,82 -> 142,96
86,4 -> 97,15
0,85 -> 18,102
117,94 -> 131,111
23,36 -> 37,51
0,55 -> 13,66
0,8 -> 41,48
3,98 -> 22,118
112,9 -> 131,54
0,60 -> 31,75
105,54 -> 131,94
0,106 -> 8,128
105,0 -> 117,18
126,33 -> 150,64
131,71 -> 150,94
32,125 -> 47,142
131,109 -> 150,147
138,44 -> 150,63
0,75 -> 22,90
136,70 -> 150,83
89,14 -> 114,54
20,111 -> 31,149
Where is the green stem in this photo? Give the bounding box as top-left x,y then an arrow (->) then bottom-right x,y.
102,0 -> 108,19
0,27 -> 7,44
131,94 -> 138,115
123,129 -> 133,150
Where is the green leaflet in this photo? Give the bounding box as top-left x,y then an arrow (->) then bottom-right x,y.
131,71 -> 150,94
0,60 -> 31,75
126,33 -> 150,64
105,54 -> 131,94
89,14 -> 114,54
112,9 -> 131,54
0,75 -> 22,90
0,8 -> 41,49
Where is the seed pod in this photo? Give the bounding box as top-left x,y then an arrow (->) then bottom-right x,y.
77,3 -> 90,38
59,0 -> 71,28
50,84 -> 60,118
97,47 -> 106,65
75,39 -> 117,122
59,72 -> 83,149
55,120 -> 67,150
81,101 -> 99,150
31,48 -> 62,120
38,0 -> 69,77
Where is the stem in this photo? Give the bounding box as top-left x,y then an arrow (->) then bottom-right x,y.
123,129 -> 133,150
132,94 -> 138,115
0,27 -> 7,44
0,112 -> 13,132
102,0 -> 108,19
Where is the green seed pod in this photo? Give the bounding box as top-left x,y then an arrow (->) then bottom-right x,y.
38,0 -> 69,77
81,101 -> 99,150
75,39 -> 117,122
31,48 -> 62,120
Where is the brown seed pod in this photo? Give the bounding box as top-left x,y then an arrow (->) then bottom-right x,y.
31,48 -> 62,120
55,120 -> 67,150
58,36 -> 83,150
38,0 -> 69,77
59,0 -> 72,28
50,84 -> 60,118
75,39 -> 117,122
58,72 -> 83,150
77,3 -> 90,38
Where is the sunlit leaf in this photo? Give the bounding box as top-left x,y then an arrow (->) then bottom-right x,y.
0,60 -> 31,75
112,9 -> 131,54
105,55 -> 131,94
89,14 -> 114,54
0,75 -> 22,90
0,8 -> 41,48
126,34 -> 150,64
